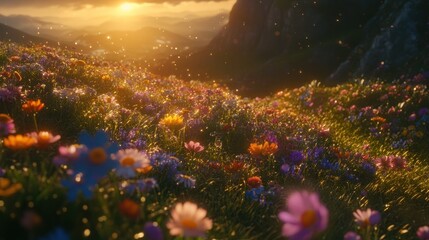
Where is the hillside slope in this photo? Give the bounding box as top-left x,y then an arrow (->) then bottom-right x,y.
155,0 -> 429,96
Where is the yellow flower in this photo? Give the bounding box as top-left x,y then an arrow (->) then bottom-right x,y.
4,134 -> 36,151
0,178 -> 22,197
22,99 -> 44,114
159,114 -> 184,130
248,141 -> 278,157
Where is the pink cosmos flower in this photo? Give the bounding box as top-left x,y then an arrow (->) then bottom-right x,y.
353,208 -> 381,227
417,226 -> 429,240
167,202 -> 212,237
184,141 -> 204,153
278,191 -> 329,240
344,231 -> 361,240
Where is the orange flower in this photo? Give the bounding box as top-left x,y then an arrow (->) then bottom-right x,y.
248,141 -> 278,157
370,116 -> 386,123
136,165 -> 153,174
247,176 -> 262,188
28,131 -> 61,148
13,71 -> 22,81
3,134 -> 36,150
0,178 -> 22,197
119,199 -> 140,219
22,99 -> 44,114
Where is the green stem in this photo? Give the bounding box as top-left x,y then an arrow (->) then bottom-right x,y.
33,114 -> 39,132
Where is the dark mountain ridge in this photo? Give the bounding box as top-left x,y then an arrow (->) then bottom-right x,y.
155,0 -> 429,96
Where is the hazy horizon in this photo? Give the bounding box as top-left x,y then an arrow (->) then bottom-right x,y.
0,0 -> 234,29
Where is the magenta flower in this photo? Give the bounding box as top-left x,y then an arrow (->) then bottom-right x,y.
278,191 -> 329,240
353,208 -> 381,227
344,231 -> 361,240
417,226 -> 429,240
184,141 -> 204,153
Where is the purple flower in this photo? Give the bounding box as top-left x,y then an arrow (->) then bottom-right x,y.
0,85 -> 23,102
143,222 -> 164,240
353,208 -> 381,227
0,114 -> 16,136
289,150 -> 305,165
418,108 -> 429,117
278,191 -> 329,240
344,231 -> 361,240
417,226 -> 429,240
121,178 -> 158,194
176,174 -> 196,188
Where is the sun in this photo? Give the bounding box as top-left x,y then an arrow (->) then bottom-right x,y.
119,2 -> 136,12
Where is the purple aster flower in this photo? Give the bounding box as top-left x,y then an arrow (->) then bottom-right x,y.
150,152 -> 180,178
0,85 -> 23,102
176,174 -> 196,188
143,222 -> 164,240
344,231 -> 361,240
353,208 -> 381,227
289,150 -> 305,165
278,191 -> 329,240
417,226 -> 429,240
0,114 -> 16,136
418,108 -> 429,117
121,178 -> 158,193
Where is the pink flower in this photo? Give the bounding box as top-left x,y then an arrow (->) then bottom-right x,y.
344,231 -> 361,240
278,191 -> 329,240
184,141 -> 204,153
417,226 -> 429,240
167,202 -> 212,237
353,208 -> 381,227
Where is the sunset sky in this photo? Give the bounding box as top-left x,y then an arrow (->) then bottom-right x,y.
0,0 -> 235,28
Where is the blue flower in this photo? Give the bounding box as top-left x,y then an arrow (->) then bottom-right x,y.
144,222 -> 164,240
62,130 -> 119,201
37,228 -> 70,240
150,152 -> 180,178
245,186 -> 265,201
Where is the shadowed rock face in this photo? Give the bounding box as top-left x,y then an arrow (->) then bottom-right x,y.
155,0 -> 429,96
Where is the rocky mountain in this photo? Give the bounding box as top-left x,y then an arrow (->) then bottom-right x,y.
155,0 -> 429,96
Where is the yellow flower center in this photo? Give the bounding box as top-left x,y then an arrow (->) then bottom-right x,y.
89,147 -> 107,164
181,218 -> 198,229
301,210 -> 317,227
121,157 -> 136,166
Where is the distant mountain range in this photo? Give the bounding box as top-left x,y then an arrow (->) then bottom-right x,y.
0,13 -> 228,60
0,22 -> 54,45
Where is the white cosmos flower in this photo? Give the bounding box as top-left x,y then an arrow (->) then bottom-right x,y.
167,202 -> 213,238
111,148 -> 150,178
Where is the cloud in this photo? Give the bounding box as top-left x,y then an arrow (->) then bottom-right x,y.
0,0 -> 229,8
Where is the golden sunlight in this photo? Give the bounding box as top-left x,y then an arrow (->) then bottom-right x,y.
119,2 -> 136,12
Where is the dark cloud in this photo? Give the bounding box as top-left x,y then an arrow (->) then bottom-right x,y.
0,0 -> 228,8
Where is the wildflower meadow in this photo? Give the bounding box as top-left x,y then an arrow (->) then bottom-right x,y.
0,42 -> 428,240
